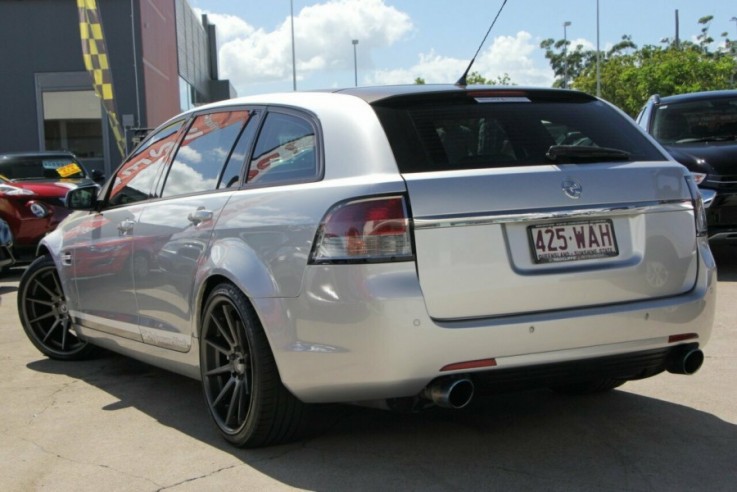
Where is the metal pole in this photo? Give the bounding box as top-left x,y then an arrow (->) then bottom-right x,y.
291,0 -> 297,91
563,21 -> 571,89
596,0 -> 601,97
352,39 -> 358,87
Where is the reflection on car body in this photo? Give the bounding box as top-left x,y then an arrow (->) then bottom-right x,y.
18,85 -> 715,448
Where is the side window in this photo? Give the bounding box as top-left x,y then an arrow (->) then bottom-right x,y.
247,112 -> 317,185
217,111 -> 260,189
109,120 -> 183,206
162,110 -> 249,197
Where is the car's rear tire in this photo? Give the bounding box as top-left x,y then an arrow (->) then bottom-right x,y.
552,378 -> 625,395
18,255 -> 95,360
200,282 -> 306,448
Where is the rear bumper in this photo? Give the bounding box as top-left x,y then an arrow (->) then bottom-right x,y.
257,239 -> 716,404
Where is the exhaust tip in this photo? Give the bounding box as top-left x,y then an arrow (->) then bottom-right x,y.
668,348 -> 704,375
424,378 -> 474,409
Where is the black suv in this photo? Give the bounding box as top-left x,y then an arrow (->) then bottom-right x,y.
637,90 -> 737,240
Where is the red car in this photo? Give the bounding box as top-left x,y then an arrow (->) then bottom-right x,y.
0,151 -> 100,270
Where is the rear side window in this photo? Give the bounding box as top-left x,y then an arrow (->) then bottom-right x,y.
374,95 -> 664,173
162,110 -> 250,197
247,112 -> 317,185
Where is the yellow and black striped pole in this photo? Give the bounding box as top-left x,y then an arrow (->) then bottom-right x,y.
77,0 -> 126,159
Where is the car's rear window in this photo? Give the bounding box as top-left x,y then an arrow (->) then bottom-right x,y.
373,93 -> 664,173
0,155 -> 87,180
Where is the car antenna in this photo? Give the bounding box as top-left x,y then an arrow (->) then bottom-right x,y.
456,0 -> 509,87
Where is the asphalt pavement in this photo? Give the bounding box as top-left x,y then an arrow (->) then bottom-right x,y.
1,246 -> 736,491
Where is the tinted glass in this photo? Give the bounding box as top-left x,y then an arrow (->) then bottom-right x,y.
109,120 -> 183,206
0,155 -> 86,180
218,111 -> 260,189
162,111 -> 249,197
247,113 -> 317,185
652,97 -> 737,143
375,95 -> 663,173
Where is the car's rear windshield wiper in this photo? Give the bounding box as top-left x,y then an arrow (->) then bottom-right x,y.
676,135 -> 737,144
546,145 -> 631,164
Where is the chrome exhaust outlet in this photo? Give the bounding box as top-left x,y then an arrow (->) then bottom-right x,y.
423,377 -> 474,409
667,347 -> 704,375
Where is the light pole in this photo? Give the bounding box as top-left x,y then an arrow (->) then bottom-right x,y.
352,39 -> 359,87
563,21 -> 571,89
290,0 -> 297,91
732,16 -> 737,37
596,0 -> 601,97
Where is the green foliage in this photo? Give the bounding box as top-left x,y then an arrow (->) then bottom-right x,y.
414,77 -> 426,85
465,71 -> 514,85
540,14 -> 737,116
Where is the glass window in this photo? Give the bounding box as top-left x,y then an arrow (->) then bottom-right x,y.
652,97 -> 737,143
218,112 -> 260,189
108,120 -> 184,206
374,95 -> 663,173
162,111 -> 249,197
247,113 -> 317,185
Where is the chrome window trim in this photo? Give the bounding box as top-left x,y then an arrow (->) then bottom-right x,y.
413,199 -> 693,230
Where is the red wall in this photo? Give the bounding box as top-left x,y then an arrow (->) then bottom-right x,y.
139,0 -> 179,128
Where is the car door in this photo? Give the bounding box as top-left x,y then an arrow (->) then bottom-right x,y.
63,120 -> 184,341
133,109 -> 258,351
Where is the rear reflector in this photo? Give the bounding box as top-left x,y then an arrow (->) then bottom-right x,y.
309,196 -> 414,264
440,358 -> 497,372
668,333 -> 698,343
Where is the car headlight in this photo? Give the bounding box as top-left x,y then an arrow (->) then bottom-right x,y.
27,201 -> 50,218
0,184 -> 36,196
690,172 -> 707,185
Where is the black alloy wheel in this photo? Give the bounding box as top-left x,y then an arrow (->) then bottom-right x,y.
200,283 -> 305,447
18,256 -> 94,360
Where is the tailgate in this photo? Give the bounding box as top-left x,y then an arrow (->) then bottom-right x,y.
406,163 -> 698,320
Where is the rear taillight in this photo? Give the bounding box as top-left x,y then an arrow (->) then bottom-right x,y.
309,196 -> 414,264
685,176 -> 708,237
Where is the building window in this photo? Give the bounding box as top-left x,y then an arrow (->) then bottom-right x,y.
42,91 -> 103,158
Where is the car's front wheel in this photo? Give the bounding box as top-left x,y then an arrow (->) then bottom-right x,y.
200,283 -> 305,447
18,255 -> 95,360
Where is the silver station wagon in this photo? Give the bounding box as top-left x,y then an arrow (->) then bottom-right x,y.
18,85 -> 716,447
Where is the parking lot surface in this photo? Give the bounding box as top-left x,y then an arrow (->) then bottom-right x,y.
1,246 -> 736,491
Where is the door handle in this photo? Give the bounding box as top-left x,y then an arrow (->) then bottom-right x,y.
118,219 -> 135,236
188,207 -> 213,226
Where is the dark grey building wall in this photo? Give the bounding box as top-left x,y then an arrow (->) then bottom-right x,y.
0,0 -> 144,175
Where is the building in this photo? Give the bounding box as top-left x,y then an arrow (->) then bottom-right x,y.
0,0 -> 235,177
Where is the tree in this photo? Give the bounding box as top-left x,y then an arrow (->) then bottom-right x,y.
465,71 -> 514,85
541,14 -> 737,116
414,77 -> 426,85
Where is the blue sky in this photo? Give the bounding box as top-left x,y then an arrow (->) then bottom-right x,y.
188,0 -> 737,96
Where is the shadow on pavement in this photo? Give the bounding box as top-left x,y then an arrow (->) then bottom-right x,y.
712,243 -> 737,282
27,354 -> 737,490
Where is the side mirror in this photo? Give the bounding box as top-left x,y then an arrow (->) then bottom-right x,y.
90,169 -> 106,183
65,185 -> 99,210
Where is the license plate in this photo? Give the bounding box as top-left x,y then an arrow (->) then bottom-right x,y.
528,219 -> 618,264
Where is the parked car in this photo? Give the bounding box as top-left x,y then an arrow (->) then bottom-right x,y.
637,90 -> 737,240
0,218 -> 13,272
18,86 -> 715,447
0,151 -> 101,266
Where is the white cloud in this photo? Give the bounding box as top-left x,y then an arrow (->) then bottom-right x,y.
199,0 -> 413,92
369,32 -> 554,87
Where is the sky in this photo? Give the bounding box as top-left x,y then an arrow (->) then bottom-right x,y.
188,0 -> 737,96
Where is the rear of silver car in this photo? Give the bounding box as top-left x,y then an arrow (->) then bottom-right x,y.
270,88 -> 716,407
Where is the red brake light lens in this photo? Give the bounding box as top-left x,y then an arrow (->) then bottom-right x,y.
310,196 -> 414,264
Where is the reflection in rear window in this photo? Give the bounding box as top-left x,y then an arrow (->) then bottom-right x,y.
373,96 -> 663,173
